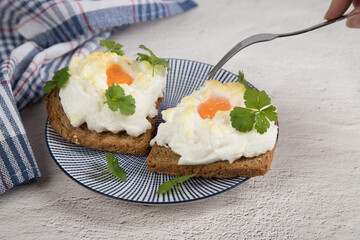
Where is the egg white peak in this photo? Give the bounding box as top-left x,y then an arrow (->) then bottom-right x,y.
59,51 -> 166,137
151,80 -> 277,165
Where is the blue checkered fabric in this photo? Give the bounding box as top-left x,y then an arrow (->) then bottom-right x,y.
0,0 -> 197,194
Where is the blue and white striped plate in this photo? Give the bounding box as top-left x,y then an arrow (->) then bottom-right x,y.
45,59 -> 250,204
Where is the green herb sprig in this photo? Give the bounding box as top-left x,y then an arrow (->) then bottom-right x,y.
136,44 -> 170,77
100,40 -> 125,56
230,72 -> 277,134
157,174 -> 194,194
43,67 -> 70,93
105,84 -> 136,116
104,153 -> 127,182
237,70 -> 252,90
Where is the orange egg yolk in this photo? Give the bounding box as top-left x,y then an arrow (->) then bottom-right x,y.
106,64 -> 133,86
197,96 -> 231,119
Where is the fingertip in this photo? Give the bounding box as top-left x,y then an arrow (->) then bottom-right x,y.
346,7 -> 360,28
324,11 -> 332,21
324,0 -> 352,20
324,3 -> 334,20
346,13 -> 360,28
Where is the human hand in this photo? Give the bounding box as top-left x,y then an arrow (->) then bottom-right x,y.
325,0 -> 360,28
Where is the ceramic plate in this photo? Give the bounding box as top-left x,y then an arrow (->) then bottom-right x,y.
46,58 -> 251,204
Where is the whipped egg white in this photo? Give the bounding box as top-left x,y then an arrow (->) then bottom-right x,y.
59,51 -> 166,137
150,80 -> 278,165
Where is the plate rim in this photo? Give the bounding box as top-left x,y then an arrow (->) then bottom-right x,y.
45,121 -> 250,205
45,58 -> 259,204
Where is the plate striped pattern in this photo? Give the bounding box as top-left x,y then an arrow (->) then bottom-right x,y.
46,59 -> 250,204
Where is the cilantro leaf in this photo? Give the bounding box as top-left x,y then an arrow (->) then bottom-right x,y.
43,81 -> 57,93
153,58 -> 170,70
244,89 -> 272,110
230,107 -> 256,132
136,44 -> 170,77
105,98 -> 121,112
156,174 -> 194,194
105,83 -> 125,99
255,111 -> 270,134
157,179 -> 177,195
105,153 -> 127,182
55,67 -> 70,88
43,67 -> 70,93
230,71 -> 278,134
105,84 -> 136,115
136,53 -> 151,63
262,105 -> 277,121
100,40 -> 124,56
176,174 -> 194,184
257,90 -> 272,109
243,88 -> 260,109
237,71 -> 252,89
117,95 -> 136,116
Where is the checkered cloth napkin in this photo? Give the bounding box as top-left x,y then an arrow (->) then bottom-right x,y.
0,0 -> 197,194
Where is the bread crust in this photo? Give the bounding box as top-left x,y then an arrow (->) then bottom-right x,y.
46,87 -> 161,156
147,143 -> 276,178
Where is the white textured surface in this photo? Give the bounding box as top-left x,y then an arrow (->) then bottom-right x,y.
1,0 -> 360,239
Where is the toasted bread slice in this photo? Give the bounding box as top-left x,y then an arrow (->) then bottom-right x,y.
147,143 -> 276,178
46,88 -> 161,156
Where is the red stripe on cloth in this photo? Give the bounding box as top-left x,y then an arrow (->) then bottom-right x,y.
162,1 -> 171,16
0,80 -> 11,86
75,2 -> 93,31
7,0 -> 93,33
131,0 -> 136,23
76,41 -> 86,57
6,59 -> 10,71
13,41 -> 74,94
0,171 -> 9,190
29,42 -> 42,52
7,0 -> 48,30
5,56 -> 19,85
14,61 -> 38,97
9,0 -> 69,31
6,56 -> 13,71
4,56 -> 18,81
69,40 -> 73,51
33,61 -> 44,84
0,27 -> 15,32
66,41 -> 84,57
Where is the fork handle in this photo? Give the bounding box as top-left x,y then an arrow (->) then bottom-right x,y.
208,14 -> 349,80
278,14 -> 348,37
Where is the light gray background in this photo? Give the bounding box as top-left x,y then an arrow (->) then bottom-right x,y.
1,0 -> 360,239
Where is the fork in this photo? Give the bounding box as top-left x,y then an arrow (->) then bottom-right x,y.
208,14 -> 348,80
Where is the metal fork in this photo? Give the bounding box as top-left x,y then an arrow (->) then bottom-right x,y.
208,14 -> 348,80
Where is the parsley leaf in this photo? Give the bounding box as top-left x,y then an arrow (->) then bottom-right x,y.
105,84 -> 136,116
243,88 -> 260,109
157,174 -> 194,194
230,107 -> 256,133
116,95 -> 136,115
230,73 -> 277,134
237,71 -> 252,89
106,82 -> 125,99
104,153 -> 127,182
43,81 -> 57,93
254,111 -> 270,134
262,105 -> 278,121
43,67 -> 70,93
157,180 -> 176,195
176,175 -> 194,184
100,40 -> 125,56
257,91 -> 272,109
136,44 -> 170,77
